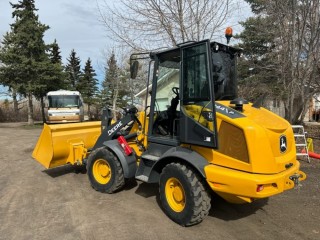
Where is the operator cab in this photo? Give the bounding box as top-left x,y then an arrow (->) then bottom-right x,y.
149,40 -> 224,150
131,40 -> 241,156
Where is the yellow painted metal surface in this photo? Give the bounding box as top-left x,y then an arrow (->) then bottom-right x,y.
204,159 -> 306,204
307,138 -> 314,152
183,104 -> 213,130
32,111 -> 149,169
190,101 -> 298,174
32,122 -> 101,169
218,121 -> 249,163
127,111 -> 148,158
165,177 -> 186,212
93,159 -> 112,184
186,101 -> 307,203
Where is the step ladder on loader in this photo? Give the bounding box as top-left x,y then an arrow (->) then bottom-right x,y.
292,125 -> 310,163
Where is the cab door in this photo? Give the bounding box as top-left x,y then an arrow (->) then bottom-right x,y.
179,40 -> 218,148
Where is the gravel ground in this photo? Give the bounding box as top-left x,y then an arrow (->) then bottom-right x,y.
0,122 -> 319,240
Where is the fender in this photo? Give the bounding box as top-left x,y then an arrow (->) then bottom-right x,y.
103,140 -> 137,178
148,146 -> 209,183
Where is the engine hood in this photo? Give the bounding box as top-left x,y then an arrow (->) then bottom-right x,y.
208,101 -> 297,174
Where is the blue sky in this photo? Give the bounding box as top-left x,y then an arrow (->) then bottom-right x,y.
0,0 -> 108,98
0,0 -> 252,99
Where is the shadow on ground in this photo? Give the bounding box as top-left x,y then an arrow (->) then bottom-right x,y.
42,165 -> 86,178
209,194 -> 269,221
41,164 -> 269,222
133,181 -> 269,222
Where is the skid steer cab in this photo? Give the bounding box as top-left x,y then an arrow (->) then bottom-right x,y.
32,40 -> 306,226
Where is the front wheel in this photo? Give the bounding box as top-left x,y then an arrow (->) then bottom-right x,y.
87,148 -> 125,193
159,163 -> 211,226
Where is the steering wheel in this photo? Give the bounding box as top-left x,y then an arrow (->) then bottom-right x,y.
172,87 -> 179,97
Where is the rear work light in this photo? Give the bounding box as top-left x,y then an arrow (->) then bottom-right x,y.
256,185 -> 264,192
117,136 -> 133,156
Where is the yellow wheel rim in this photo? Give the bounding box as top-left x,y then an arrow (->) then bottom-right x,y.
165,177 -> 186,212
93,159 -> 111,184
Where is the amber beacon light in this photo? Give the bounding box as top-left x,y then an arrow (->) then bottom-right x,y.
225,27 -> 233,44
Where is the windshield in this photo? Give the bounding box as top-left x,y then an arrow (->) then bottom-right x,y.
212,44 -> 238,100
48,95 -> 80,108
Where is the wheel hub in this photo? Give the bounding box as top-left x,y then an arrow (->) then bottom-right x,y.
99,164 -> 110,177
165,178 -> 186,212
172,185 -> 184,202
93,159 -> 111,184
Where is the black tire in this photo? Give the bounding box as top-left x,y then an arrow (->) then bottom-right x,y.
159,162 -> 211,226
87,148 -> 125,193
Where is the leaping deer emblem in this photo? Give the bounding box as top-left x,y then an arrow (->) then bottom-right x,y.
280,136 -> 287,152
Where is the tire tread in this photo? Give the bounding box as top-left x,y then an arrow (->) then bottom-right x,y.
160,162 -> 211,226
87,148 -> 125,193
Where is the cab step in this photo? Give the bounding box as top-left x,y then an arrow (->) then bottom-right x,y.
135,175 -> 149,182
135,154 -> 160,183
141,154 -> 160,161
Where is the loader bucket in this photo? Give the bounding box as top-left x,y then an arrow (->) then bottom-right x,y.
32,122 -> 101,169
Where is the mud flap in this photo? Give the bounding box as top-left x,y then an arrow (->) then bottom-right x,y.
32,122 -> 101,169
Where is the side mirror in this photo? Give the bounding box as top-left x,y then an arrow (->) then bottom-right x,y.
130,60 -> 139,79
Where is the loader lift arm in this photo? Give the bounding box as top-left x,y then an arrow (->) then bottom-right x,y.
92,105 -> 140,151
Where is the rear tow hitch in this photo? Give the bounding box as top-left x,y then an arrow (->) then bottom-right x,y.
289,172 -> 306,188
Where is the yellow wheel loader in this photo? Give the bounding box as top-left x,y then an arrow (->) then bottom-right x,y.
32,40 -> 306,226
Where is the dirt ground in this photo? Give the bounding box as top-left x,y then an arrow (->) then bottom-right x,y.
0,122 -> 319,240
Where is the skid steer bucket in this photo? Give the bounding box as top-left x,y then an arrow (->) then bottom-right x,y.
32,122 -> 101,169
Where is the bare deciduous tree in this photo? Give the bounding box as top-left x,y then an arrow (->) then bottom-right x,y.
98,0 -> 238,50
239,0 -> 320,123
271,0 -> 320,123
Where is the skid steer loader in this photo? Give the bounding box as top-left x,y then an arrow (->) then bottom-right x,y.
32,39 -> 306,226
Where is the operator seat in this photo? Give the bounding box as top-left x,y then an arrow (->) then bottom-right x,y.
167,93 -> 179,136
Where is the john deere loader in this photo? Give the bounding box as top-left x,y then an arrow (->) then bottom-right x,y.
32,40 -> 306,226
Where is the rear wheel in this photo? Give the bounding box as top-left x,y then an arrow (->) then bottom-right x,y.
159,162 -> 211,226
87,148 -> 124,193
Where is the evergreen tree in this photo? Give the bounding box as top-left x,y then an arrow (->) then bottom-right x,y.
0,0 -> 50,124
100,53 -> 130,120
117,68 -> 130,107
65,49 -> 82,90
47,39 -> 66,90
236,16 -> 279,101
101,53 -> 117,108
32,39 -> 66,123
49,39 -> 62,64
79,58 -> 98,118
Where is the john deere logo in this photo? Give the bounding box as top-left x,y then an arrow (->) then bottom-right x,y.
280,135 -> 287,153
